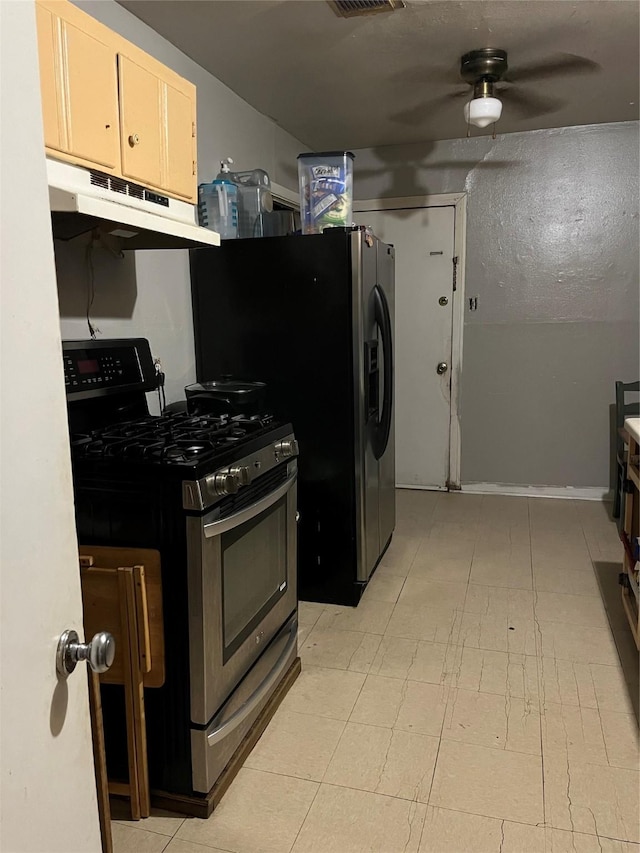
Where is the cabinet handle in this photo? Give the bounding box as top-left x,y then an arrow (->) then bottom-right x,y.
128,133 -> 140,146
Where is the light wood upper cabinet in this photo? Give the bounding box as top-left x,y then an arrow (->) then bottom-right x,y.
35,0 -> 197,202
164,82 -> 196,200
118,53 -> 197,200
35,4 -> 63,152
35,1 -> 119,170
118,54 -> 163,189
61,19 -> 119,168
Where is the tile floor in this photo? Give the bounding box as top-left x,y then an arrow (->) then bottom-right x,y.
112,491 -> 639,853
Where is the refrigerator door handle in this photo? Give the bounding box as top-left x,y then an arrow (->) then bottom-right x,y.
372,284 -> 393,460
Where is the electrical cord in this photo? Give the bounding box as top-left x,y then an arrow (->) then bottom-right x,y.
85,238 -> 99,339
85,231 -> 124,339
154,358 -> 166,414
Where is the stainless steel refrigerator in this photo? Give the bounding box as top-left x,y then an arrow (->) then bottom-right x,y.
191,227 -> 395,605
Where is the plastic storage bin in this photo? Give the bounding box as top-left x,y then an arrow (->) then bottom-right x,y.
198,180 -> 238,239
227,168 -> 273,238
198,160 -> 238,240
298,151 -> 354,234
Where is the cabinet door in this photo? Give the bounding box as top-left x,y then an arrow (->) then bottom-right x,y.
35,3 -> 64,152
118,54 -> 163,189
163,81 -> 196,200
35,0 -> 196,198
61,18 -> 119,168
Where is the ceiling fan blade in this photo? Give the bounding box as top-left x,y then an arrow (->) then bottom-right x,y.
502,85 -> 564,118
505,53 -> 600,83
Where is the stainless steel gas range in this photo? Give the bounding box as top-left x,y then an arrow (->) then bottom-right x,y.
65,337 -> 298,798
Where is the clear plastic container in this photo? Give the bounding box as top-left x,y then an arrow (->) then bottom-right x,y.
197,180 -> 238,239
297,151 -> 355,234
197,159 -> 238,239
227,168 -> 273,238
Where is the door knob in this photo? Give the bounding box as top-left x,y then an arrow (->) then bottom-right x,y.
128,133 -> 140,146
438,296 -> 449,306
56,629 -> 115,678
436,362 -> 448,375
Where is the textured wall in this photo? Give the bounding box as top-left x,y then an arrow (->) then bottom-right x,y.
353,122 -> 640,488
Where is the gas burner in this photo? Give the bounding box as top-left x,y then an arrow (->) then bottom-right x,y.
70,409 -> 281,468
162,441 -> 214,463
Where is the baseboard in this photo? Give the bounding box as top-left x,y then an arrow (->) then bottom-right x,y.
396,484 -> 448,492
461,483 -> 613,501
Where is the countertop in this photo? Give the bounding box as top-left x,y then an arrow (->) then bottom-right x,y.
625,417 -> 640,445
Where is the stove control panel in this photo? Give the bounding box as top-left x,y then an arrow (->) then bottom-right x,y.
63,338 -> 157,400
183,431 -> 298,511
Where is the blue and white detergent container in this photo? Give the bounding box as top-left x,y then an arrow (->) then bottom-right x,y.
198,158 -> 238,240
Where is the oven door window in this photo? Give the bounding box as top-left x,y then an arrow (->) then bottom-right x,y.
221,494 -> 288,662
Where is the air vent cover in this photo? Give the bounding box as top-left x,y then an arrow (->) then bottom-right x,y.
328,0 -> 404,17
89,170 -> 162,205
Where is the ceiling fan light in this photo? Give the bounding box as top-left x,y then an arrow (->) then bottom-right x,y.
464,96 -> 503,129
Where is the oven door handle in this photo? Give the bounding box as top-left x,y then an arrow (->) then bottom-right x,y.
203,469 -> 297,538
206,617 -> 298,747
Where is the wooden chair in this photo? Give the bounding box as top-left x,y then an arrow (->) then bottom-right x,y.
620,427 -> 640,649
613,381 -> 640,523
79,547 -> 165,822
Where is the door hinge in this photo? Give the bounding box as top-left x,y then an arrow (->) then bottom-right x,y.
192,160 -> 197,176
452,256 -> 459,292
192,122 -> 196,138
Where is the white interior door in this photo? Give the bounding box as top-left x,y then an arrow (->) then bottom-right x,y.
354,206 -> 456,490
1,4 -> 102,851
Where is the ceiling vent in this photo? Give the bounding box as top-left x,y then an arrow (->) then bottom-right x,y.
328,0 -> 405,18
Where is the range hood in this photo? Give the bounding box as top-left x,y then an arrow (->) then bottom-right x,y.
47,159 -> 220,250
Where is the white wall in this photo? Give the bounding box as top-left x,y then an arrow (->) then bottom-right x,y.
0,3 -> 102,850
57,240 -> 196,410
58,0 -> 306,410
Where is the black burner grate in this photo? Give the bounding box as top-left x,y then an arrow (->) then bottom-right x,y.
71,412 -> 276,467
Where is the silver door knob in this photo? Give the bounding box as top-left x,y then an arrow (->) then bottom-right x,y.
438,296 -> 449,306
56,629 -> 115,678
436,362 -> 448,375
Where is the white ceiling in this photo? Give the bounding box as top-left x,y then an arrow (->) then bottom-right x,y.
118,0 -> 639,149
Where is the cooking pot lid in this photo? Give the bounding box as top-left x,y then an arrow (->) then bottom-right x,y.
185,380 -> 266,394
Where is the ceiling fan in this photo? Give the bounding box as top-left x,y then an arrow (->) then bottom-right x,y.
393,49 -> 601,133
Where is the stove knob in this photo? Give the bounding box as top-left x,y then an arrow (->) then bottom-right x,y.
229,465 -> 252,487
208,471 -> 239,496
275,439 -> 299,458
